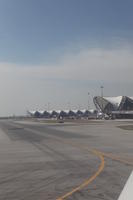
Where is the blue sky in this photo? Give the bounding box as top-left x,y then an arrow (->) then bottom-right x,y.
0,0 -> 133,115
0,0 -> 133,64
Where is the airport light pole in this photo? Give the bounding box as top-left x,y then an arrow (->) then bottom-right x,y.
88,92 -> 90,110
100,86 -> 104,113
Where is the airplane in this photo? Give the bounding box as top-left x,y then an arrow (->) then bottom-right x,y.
118,171 -> 133,200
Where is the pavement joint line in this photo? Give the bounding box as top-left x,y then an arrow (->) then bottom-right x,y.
59,137 -> 133,167
56,150 -> 105,200
25,127 -> 105,199
26,127 -> 133,166
24,127 -> 133,198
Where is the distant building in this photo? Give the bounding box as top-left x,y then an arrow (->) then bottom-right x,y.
27,109 -> 97,119
93,96 -> 133,118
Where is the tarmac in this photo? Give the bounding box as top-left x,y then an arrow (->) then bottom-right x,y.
0,119 -> 132,200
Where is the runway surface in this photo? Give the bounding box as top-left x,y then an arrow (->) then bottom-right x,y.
0,119 -> 132,200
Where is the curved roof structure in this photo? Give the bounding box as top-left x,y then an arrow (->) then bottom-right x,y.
93,96 -> 133,114
104,96 -> 123,108
28,109 -> 97,118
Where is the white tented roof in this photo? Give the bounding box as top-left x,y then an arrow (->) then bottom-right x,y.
63,110 -> 70,114
71,109 -> 78,113
104,96 -> 123,108
56,110 -> 61,114
48,110 -> 53,114
28,110 -> 37,115
89,109 -> 95,113
38,110 -> 45,114
80,109 -> 87,113
129,97 -> 133,100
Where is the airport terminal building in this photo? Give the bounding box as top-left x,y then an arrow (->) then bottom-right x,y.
28,109 -> 97,119
93,96 -> 133,118
28,96 -> 133,119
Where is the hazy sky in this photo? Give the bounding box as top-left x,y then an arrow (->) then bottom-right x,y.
0,0 -> 133,116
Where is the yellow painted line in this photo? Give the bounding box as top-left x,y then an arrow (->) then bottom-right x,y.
97,150 -> 133,166
56,150 -> 105,200
26,127 -> 133,199
60,137 -> 133,167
